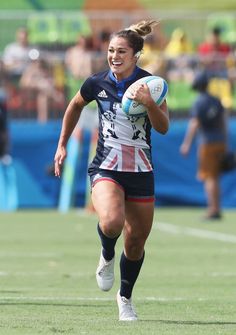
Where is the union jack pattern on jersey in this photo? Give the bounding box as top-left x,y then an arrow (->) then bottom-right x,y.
80,66 -> 153,173
99,144 -> 152,172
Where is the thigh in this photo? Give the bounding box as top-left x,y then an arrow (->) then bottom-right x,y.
91,180 -> 126,236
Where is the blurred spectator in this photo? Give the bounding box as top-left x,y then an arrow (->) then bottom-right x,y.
180,71 -> 228,220
2,27 -> 31,79
19,58 -> 64,123
197,26 -> 232,78
92,29 -> 111,72
65,35 -> 93,100
198,26 -> 231,56
65,35 -> 92,80
64,33 -> 98,127
164,28 -> 196,82
98,29 -> 111,52
198,27 -> 234,109
165,28 -> 194,57
0,61 -> 10,161
138,34 -> 167,78
64,34 -> 98,126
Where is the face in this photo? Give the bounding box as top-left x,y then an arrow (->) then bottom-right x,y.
17,29 -> 28,46
107,36 -> 137,81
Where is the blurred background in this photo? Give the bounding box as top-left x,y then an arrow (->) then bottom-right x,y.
1,0 -> 236,211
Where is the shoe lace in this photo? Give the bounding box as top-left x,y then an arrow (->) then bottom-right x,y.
121,297 -> 136,317
98,259 -> 112,276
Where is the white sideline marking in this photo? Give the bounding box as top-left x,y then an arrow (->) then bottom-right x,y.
211,272 -> 236,277
0,271 -> 89,277
0,296 -> 206,302
1,271 -> 235,278
155,222 -> 236,244
0,252 -> 61,258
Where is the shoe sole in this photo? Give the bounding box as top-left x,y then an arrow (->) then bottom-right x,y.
96,273 -> 114,291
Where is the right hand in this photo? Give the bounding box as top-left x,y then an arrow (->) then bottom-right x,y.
180,143 -> 190,156
54,145 -> 67,177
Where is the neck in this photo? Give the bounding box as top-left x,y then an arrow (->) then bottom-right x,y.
114,66 -> 137,82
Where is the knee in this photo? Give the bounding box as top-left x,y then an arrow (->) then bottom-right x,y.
125,235 -> 145,260
99,211 -> 124,237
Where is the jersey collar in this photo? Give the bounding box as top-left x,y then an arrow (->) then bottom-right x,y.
109,66 -> 140,85
109,66 -> 140,97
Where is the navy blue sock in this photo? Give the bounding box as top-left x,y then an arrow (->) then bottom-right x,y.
97,223 -> 120,261
120,251 -> 145,299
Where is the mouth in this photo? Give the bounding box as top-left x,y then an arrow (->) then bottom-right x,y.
112,61 -> 122,67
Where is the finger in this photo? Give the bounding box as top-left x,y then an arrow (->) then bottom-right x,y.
126,91 -> 135,99
54,164 -> 60,177
54,159 -> 62,177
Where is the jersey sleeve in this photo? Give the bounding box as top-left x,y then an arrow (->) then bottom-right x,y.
80,76 -> 95,103
190,100 -> 199,118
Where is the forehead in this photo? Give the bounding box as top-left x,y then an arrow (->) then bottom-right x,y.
108,36 -> 131,49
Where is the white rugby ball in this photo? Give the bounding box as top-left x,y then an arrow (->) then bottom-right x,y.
122,75 -> 168,117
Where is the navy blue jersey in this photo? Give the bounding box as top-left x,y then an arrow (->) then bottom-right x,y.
80,66 -> 154,172
191,92 -> 226,143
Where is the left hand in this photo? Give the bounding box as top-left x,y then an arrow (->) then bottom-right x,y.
126,83 -> 153,107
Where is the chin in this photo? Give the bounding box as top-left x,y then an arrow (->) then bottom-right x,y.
111,66 -> 120,73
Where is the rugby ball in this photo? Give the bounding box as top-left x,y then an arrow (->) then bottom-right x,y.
122,75 -> 168,116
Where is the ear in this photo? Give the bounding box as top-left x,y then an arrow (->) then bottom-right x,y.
134,51 -> 141,58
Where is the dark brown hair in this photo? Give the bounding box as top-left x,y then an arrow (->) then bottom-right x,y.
112,20 -> 158,54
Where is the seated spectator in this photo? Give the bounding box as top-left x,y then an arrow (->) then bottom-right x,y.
165,28 -> 194,57
197,26 -> 232,78
19,57 -> 64,123
138,34 -> 167,79
198,26 -> 231,56
2,27 -> 31,80
198,27 -> 234,109
164,28 -> 196,82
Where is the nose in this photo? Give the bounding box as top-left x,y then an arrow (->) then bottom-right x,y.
113,50 -> 120,58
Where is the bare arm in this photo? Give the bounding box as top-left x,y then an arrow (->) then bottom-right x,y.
145,98 -> 169,134
180,117 -> 199,156
54,91 -> 88,177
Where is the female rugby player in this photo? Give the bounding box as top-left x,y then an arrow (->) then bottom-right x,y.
54,20 -> 169,321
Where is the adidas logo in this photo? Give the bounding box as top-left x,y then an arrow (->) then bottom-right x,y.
98,90 -> 108,98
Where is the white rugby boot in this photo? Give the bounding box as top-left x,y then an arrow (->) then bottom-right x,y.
96,250 -> 115,291
116,290 -> 138,321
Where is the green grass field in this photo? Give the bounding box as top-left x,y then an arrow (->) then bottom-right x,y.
0,208 -> 236,334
